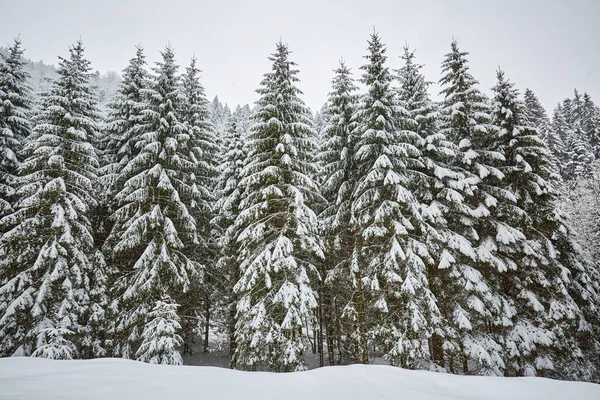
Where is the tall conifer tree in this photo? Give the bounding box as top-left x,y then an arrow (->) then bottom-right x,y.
107,47 -> 199,363
0,41 -> 106,359
438,40 -> 509,374
0,38 -> 31,224
317,60 -> 359,364
233,42 -> 322,372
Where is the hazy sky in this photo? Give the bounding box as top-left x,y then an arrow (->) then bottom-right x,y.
1,0 -> 598,112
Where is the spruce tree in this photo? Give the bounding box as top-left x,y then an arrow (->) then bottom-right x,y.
317,60 -> 359,365
395,45 -> 472,370
523,89 -> 549,131
546,105 -> 569,176
102,46 -> 150,203
551,103 -> 594,182
101,47 -> 150,273
580,93 -> 600,156
0,41 -> 106,359
0,38 -> 31,224
178,56 -> 219,355
491,70 -> 600,379
438,40 -> 510,375
213,106 -> 250,368
348,33 -> 434,367
107,46 -> 200,359
233,42 -> 322,372
136,295 -> 184,365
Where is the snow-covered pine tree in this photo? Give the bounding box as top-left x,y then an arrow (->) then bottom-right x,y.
546,105 -> 570,175
102,46 -> 150,209
580,93 -> 600,156
100,47 -> 150,280
553,103 -> 595,182
523,89 -> 549,132
0,41 -> 107,359
569,89 -> 584,128
312,103 -> 329,150
491,69 -> 600,379
438,40 -> 510,375
0,38 -> 31,225
233,41 -> 322,372
213,106 -> 250,368
136,295 -> 184,365
317,60 -> 359,365
107,46 -> 200,359
348,33 -> 434,367
523,89 -> 562,175
209,95 -> 232,145
395,45 -> 474,370
178,56 -> 219,355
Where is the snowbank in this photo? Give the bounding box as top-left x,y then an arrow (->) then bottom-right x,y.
0,357 -> 598,400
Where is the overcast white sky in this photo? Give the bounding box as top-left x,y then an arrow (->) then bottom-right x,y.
1,0 -> 598,112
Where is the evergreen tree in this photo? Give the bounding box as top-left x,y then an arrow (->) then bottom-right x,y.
101,47 -> 150,270
551,102 -> 594,182
395,45 -> 471,370
438,40 -> 509,375
213,106 -> 250,368
580,93 -> 600,155
178,56 -> 219,355
102,46 -> 150,203
348,33 -> 434,367
0,41 -> 106,358
136,295 -> 184,365
107,46 -> 200,358
209,95 -> 232,143
570,89 -> 584,126
523,89 -> 549,132
491,70 -> 599,379
546,105 -> 569,175
0,38 -> 31,224
317,60 -> 359,365
233,42 -> 322,371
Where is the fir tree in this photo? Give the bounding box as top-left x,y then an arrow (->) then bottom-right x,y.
0,41 -> 106,358
491,69 -> 599,379
0,38 -> 31,224
233,42 -> 322,371
546,105 -> 569,176
395,45 -> 470,370
580,93 -> 600,155
348,33 -> 433,367
551,103 -> 595,182
317,60 -> 359,365
524,89 -> 549,132
213,106 -> 250,368
438,40 -> 509,375
136,295 -> 183,365
178,56 -> 219,355
107,46 -> 200,358
102,46 -> 150,203
101,46 -> 151,270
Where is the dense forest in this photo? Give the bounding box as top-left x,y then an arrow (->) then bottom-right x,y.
0,33 -> 599,381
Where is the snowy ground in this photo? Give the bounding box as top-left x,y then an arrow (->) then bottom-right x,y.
1,357 -> 599,400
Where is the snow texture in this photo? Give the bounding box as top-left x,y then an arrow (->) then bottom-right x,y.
0,357 -> 598,400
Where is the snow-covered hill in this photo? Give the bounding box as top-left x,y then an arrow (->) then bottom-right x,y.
0,357 -> 598,400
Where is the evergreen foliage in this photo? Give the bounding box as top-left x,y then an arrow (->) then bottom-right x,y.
233,42 -> 322,372
106,47 -> 201,359
0,38 -> 31,222
0,41 -> 106,359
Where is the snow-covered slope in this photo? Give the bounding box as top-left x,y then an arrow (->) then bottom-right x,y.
0,357 -> 598,400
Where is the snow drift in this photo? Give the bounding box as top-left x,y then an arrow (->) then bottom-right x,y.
0,357 -> 599,400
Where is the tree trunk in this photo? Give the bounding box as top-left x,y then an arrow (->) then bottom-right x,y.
356,280 -> 368,364
203,299 -> 210,353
